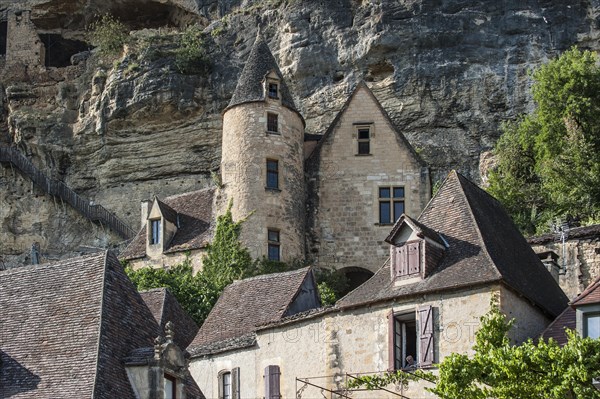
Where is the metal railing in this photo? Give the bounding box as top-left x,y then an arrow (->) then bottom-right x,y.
0,146 -> 135,239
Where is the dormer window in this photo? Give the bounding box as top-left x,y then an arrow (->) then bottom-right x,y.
268,83 -> 279,99
392,241 -> 421,278
585,313 -> 600,339
150,219 -> 161,245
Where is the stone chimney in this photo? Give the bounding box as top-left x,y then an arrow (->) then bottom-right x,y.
536,250 -> 561,283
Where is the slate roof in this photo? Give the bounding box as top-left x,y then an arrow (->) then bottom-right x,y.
571,276 -> 600,307
120,188 -> 215,260
540,306 -> 576,346
337,171 -> 569,318
225,33 -> 301,118
527,223 -> 600,245
140,288 -> 199,348
0,251 -> 203,399
187,267 -> 316,355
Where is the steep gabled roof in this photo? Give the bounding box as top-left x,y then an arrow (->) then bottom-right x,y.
0,252 -> 158,398
140,288 -> 199,349
306,81 -> 426,167
338,171 -> 568,317
121,188 -> 215,260
571,276 -> 600,307
187,267 -> 319,356
225,33 -> 301,118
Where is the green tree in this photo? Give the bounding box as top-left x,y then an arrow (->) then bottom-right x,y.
175,25 -> 207,74
87,14 -> 129,57
488,47 -> 600,234
347,301 -> 600,398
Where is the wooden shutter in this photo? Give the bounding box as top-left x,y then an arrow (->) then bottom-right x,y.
264,365 -> 281,399
217,372 -> 224,399
407,241 -> 420,274
396,246 -> 408,276
387,310 -> 395,371
418,305 -> 434,367
232,367 -> 240,399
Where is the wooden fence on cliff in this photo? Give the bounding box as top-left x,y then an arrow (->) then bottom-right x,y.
0,146 -> 135,239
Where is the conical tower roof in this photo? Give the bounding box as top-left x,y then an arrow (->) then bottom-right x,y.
225,33 -> 300,115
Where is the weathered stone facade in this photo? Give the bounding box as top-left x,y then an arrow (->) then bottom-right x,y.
529,225 -> 600,300
188,284 -> 550,399
6,10 -> 44,70
307,83 -> 431,274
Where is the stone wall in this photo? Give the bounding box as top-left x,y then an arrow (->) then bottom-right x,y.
191,283 -> 554,398
6,10 -> 44,69
529,225 -> 600,300
128,248 -> 205,274
307,85 -> 431,274
220,100 -> 305,262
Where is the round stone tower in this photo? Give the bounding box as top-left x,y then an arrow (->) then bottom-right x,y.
220,33 -> 306,262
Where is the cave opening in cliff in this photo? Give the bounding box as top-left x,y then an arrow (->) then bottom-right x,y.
39,34 -> 89,68
0,21 -> 7,56
108,1 -> 202,30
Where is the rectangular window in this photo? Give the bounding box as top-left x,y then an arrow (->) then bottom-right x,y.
357,127 -> 370,155
268,229 -> 280,261
150,219 -> 161,245
222,372 -> 232,399
267,112 -> 278,133
266,159 -> 279,189
392,241 -> 421,278
585,313 -> 600,339
268,83 -> 279,98
164,374 -> 176,399
379,186 -> 404,224
388,306 -> 434,371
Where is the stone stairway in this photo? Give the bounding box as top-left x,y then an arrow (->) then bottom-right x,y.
0,146 -> 135,239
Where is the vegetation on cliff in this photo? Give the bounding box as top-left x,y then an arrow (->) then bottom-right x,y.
347,299 -> 600,398
488,47 -> 600,235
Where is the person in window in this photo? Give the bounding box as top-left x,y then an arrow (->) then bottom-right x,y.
404,355 -> 417,370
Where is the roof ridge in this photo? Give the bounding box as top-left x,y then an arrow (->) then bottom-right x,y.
229,266 -> 311,285
0,251 -> 107,275
90,250 -> 110,399
452,171 -> 504,281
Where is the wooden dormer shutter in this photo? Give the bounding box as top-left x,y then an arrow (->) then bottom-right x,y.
232,367 -> 240,399
264,365 -> 281,399
418,305 -> 434,367
407,241 -> 420,275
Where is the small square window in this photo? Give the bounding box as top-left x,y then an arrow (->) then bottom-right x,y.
266,159 -> 279,189
268,229 -> 280,261
357,127 -> 370,155
267,113 -> 278,133
585,313 -> 600,339
268,83 -> 279,99
150,219 -> 161,245
379,186 -> 405,224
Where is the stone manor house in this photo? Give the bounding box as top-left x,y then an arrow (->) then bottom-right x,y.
121,33 -> 431,291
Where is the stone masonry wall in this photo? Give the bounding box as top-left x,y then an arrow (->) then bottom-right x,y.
128,248 -> 205,274
530,232 -> 600,300
220,100 -> 305,262
307,85 -> 431,274
6,10 -> 44,69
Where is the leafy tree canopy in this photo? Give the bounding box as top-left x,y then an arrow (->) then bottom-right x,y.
126,200 -> 346,324
488,47 -> 600,235
347,300 -> 600,399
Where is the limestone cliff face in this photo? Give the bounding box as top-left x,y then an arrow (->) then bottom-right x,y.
1,0 -> 600,266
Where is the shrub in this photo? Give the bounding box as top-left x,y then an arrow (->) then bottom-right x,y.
87,14 -> 129,58
175,25 -> 207,74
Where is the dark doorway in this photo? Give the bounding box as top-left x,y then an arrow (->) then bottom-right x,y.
341,267 -> 374,294
39,34 -> 89,67
0,21 -> 7,56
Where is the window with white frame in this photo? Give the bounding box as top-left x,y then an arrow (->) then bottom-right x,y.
150,219 -> 161,245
